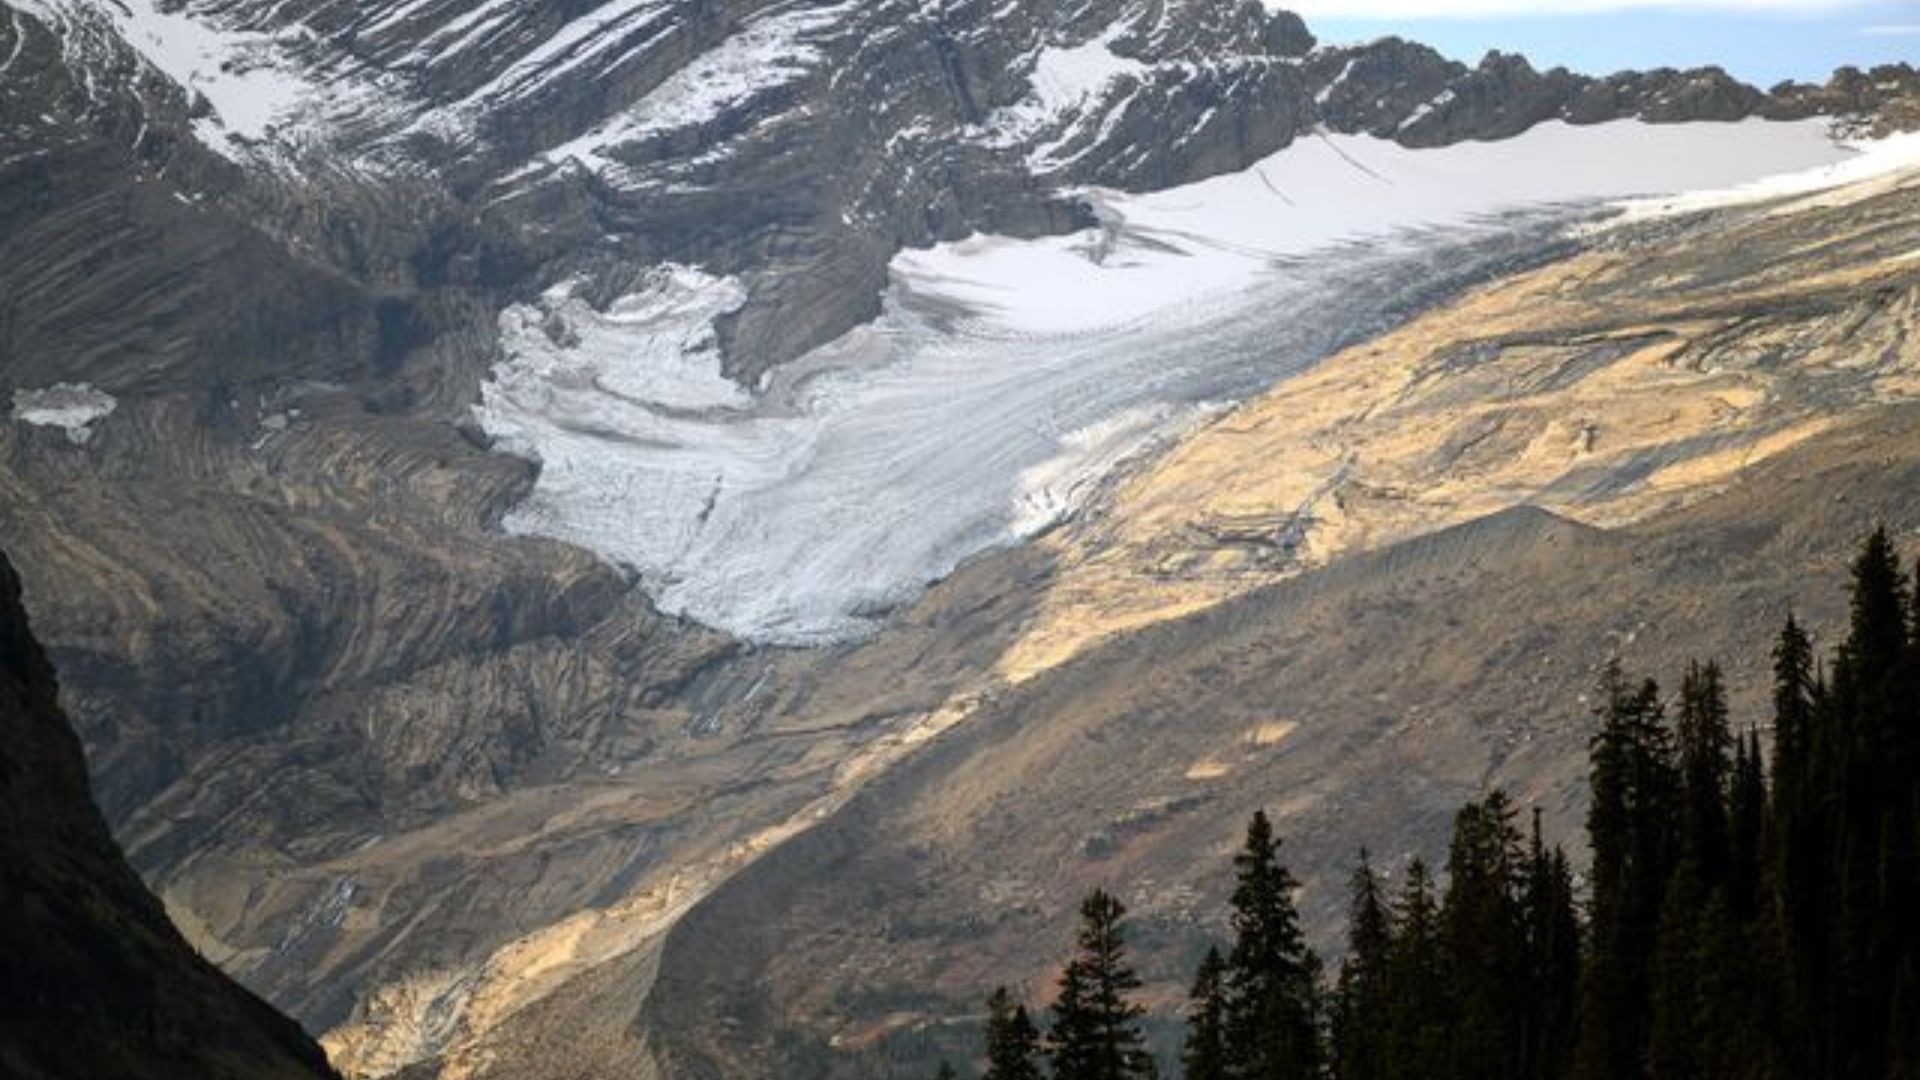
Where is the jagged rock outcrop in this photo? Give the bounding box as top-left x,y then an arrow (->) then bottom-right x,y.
0,547 -> 340,1080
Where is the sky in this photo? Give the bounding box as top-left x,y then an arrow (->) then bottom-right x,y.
1286,1 -> 1920,86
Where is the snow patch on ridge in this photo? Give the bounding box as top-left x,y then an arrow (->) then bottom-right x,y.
16,0 -> 390,163
982,26 -> 1146,150
514,5 -> 847,184
106,0 -> 305,143
13,383 -> 116,445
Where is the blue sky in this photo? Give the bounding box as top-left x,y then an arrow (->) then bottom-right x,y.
1288,1 -> 1920,86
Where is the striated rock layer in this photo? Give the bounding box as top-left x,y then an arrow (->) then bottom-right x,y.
0,547 -> 341,1080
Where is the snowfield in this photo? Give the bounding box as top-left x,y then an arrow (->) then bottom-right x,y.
11,0 -> 394,163
512,3 -> 851,184
1604,128 -> 1920,225
477,118 -> 1865,644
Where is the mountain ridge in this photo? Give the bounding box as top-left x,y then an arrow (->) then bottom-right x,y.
9,0 -> 1919,384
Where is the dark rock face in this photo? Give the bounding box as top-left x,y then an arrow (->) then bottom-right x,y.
10,2 -> 1916,386
0,548 -> 340,1080
1380,53 -> 1774,147
1768,63 -> 1920,133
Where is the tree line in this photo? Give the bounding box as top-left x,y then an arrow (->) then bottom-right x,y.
938,528 -> 1920,1080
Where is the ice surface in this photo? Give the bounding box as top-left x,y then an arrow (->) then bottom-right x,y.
1010,403 -> 1224,538
1604,129 -> 1920,225
108,0 -> 305,141
898,119 -> 1851,336
13,383 -> 116,445
476,119 -> 1859,644
492,269 -> 750,414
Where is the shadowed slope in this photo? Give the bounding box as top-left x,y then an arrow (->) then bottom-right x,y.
0,549 -> 340,1080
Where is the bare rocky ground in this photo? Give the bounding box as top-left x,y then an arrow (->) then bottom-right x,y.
317,165 -> 1920,1079
608,170 -> 1920,1078
5,143 -> 1918,1080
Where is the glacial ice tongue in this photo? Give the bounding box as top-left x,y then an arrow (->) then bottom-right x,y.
475,119 -> 1858,645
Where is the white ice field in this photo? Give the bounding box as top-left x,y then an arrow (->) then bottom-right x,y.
476,118 -> 1874,644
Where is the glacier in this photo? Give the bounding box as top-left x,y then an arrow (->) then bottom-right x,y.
476,118 -> 1859,645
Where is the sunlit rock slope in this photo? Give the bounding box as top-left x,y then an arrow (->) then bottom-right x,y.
632,145 -> 1920,1080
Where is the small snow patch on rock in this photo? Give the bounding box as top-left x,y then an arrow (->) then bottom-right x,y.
12,383 -> 116,445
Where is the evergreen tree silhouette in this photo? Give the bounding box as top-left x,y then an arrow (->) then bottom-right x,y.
1222,811 -> 1322,1080
1383,859 -> 1448,1080
1183,947 -> 1230,1080
1332,850 -> 1391,1080
1522,808 -> 1581,1080
984,987 -> 1043,1080
1049,890 -> 1156,1080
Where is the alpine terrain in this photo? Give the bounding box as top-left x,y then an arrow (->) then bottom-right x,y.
0,547 -> 341,1080
2,0 -> 1919,1076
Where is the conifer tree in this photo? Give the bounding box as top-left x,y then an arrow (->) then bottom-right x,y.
1769,616 -> 1815,822
1578,663 -> 1678,1080
1332,851 -> 1392,1080
1699,888 -> 1784,1080
1825,529 -> 1912,1080
1647,861 -> 1706,1080
1050,890 -> 1156,1080
1183,947 -> 1230,1080
1844,526 -> 1908,685
1767,615 -> 1822,1074
1222,811 -> 1322,1080
1522,809 -> 1581,1080
1676,660 -> 1733,890
1726,729 -> 1766,923
1383,859 -> 1448,1080
1441,790 -> 1530,1080
985,987 -> 1043,1080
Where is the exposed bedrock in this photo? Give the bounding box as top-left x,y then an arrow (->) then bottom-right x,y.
645,441 -> 1920,1077
17,0 -> 1915,383
1,547 -> 341,1080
